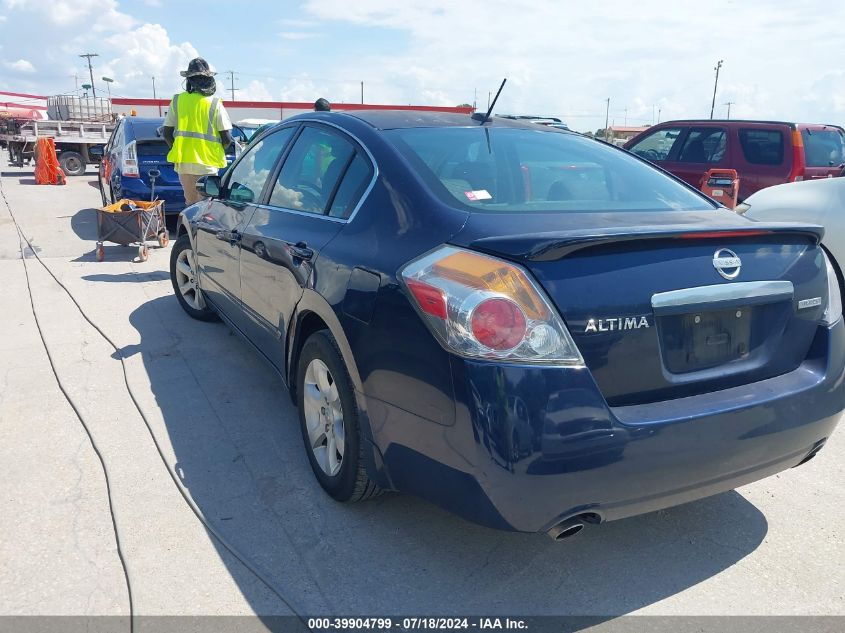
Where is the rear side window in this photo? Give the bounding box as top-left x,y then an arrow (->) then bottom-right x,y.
628,127 -> 684,161
738,129 -> 784,165
328,153 -> 374,219
270,126 -> 357,214
387,127 -> 714,213
677,128 -> 727,163
802,129 -> 845,167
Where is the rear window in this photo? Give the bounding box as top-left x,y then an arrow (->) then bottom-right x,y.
738,129 -> 784,165
802,128 -> 845,167
136,140 -> 168,156
386,127 -> 714,213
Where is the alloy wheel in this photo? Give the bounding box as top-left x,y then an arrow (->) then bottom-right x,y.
303,358 -> 345,476
174,247 -> 205,310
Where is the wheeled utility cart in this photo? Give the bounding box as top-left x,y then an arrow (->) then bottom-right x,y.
95,198 -> 168,262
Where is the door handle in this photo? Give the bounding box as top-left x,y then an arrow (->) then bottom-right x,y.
215,229 -> 242,244
288,241 -> 313,260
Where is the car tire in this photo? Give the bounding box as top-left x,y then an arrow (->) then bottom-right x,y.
58,151 -> 86,176
170,234 -> 218,321
297,330 -> 380,502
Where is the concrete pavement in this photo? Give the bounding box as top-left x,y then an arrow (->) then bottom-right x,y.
0,165 -> 842,621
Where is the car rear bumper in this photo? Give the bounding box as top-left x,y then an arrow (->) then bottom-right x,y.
367,321 -> 845,533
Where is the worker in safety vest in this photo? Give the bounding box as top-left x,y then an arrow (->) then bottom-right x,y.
162,58 -> 234,206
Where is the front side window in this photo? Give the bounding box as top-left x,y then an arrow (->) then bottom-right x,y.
802,128 -> 845,167
270,126 -> 356,213
225,127 -> 295,204
387,127 -> 714,213
678,128 -> 727,163
628,127 -> 684,161
738,129 -> 784,165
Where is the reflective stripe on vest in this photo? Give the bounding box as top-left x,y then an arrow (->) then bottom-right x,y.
166,93 -> 226,168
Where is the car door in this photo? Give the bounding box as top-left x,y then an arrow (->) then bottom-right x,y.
239,123 -> 375,371
195,128 -> 293,331
670,125 -> 729,190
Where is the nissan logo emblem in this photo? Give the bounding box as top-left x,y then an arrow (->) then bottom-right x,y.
713,248 -> 741,280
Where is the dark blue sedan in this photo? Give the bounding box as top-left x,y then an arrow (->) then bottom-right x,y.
171,111 -> 845,539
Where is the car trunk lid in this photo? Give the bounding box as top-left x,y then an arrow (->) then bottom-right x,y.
450,210 -> 827,406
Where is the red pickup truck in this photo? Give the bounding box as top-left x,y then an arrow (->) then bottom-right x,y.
624,120 -> 845,201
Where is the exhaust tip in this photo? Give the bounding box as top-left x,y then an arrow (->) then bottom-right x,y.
547,518 -> 585,541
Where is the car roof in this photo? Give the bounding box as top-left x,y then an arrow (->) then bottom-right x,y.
658,119 -> 799,128
332,110 -> 566,131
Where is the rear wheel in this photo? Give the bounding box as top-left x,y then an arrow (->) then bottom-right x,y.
297,330 -> 379,502
170,233 -> 217,321
58,151 -> 86,176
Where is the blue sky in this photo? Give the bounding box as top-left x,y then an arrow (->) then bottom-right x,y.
1,0 -> 843,132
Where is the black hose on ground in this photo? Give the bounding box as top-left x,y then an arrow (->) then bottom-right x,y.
0,174 -> 310,631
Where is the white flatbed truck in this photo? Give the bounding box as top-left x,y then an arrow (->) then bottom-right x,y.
0,95 -> 117,176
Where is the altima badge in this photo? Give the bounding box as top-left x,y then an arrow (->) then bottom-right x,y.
713,248 -> 742,280
585,317 -> 650,333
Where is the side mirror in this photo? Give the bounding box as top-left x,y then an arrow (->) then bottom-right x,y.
197,175 -> 222,198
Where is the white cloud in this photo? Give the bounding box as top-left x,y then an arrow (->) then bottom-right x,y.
101,23 -> 198,97
238,79 -> 274,102
303,0 -> 845,131
3,0 -> 133,30
4,58 -> 35,73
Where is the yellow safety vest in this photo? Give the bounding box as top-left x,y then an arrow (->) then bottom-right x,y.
166,92 -> 226,168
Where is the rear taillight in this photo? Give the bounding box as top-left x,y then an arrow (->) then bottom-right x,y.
122,140 -> 139,177
400,246 -> 584,364
788,129 -> 805,182
822,251 -> 842,326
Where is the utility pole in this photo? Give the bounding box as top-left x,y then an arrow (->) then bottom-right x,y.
724,101 -> 735,119
709,59 -> 723,120
473,87 -> 477,110
73,74 -> 79,92
226,70 -> 239,102
79,53 -> 99,98
152,76 -> 161,116
658,108 -> 662,123
604,98 -> 610,141
361,81 -> 364,105
624,108 -> 628,126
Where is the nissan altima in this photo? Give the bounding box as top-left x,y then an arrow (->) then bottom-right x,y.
170,110 -> 844,539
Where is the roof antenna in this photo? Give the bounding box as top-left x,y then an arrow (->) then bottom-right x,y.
474,78 -> 507,125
